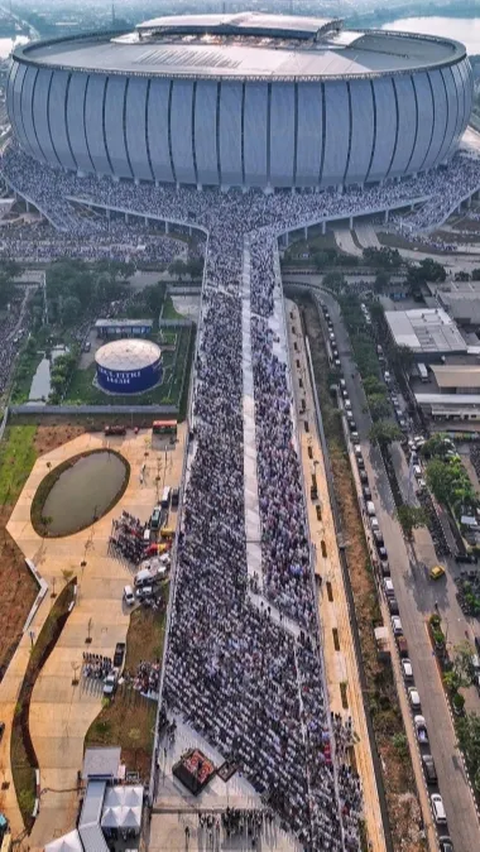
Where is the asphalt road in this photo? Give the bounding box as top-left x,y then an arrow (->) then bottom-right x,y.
320,290 -> 480,852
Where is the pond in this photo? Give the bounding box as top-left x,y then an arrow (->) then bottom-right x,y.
37,450 -> 129,537
28,346 -> 69,404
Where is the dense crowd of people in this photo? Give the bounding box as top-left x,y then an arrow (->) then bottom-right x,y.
4,140 -> 480,242
0,218 -> 189,264
160,190 -> 362,848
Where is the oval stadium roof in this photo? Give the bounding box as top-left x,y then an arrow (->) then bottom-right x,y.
13,12 -> 466,81
95,339 -> 161,372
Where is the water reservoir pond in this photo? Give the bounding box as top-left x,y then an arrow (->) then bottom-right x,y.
36,450 -> 129,537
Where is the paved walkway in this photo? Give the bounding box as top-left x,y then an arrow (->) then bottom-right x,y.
0,427 -> 186,849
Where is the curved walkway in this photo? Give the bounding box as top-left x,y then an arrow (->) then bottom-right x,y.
0,428 -> 185,849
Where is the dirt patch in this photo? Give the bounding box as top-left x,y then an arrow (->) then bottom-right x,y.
86,603 -> 167,782
0,507 -> 38,679
33,425 -> 84,456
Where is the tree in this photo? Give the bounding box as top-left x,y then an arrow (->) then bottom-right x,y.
363,376 -> 386,396
168,259 -> 188,280
426,458 -> 454,506
389,343 -> 415,374
455,270 -> 470,282
369,420 -> 402,447
451,640 -> 475,688
374,270 -> 390,294
61,295 -> 81,326
456,712 -> 480,790
366,393 -> 390,420
313,250 -> 329,271
323,271 -> 346,292
396,504 -> 428,538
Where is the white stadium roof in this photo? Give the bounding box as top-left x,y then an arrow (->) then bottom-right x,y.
95,338 -> 161,372
14,12 -> 465,81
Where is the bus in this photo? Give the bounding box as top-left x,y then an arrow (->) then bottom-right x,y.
152,419 -> 178,437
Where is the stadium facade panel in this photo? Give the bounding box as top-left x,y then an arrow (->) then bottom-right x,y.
7,13 -> 474,190
95,338 -> 162,394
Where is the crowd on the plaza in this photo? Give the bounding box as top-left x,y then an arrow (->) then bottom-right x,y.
82,652 -> 113,681
124,659 -> 161,697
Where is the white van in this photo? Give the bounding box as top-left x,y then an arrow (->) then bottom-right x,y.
161,486 -> 171,508
366,501 -> 376,517
431,794 -> 447,824
371,517 -> 380,531
135,567 -> 155,588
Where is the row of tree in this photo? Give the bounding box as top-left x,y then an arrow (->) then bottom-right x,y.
46,259 -> 135,327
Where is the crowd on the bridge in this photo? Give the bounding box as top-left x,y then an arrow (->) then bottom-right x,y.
0,218 -> 188,264
0,290 -> 24,395
161,199 -> 362,848
4,140 -> 480,242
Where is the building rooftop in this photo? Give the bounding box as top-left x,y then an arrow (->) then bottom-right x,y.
431,364 -> 480,390
83,746 -> 121,780
95,338 -> 161,371
385,308 -> 467,355
13,12 -> 466,81
416,392 -> 480,407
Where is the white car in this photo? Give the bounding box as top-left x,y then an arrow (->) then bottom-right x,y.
103,672 -> 117,696
345,400 -> 352,410
391,616 -> 403,636
383,578 -> 395,598
123,585 -> 135,606
431,793 -> 447,824
408,686 -> 421,710
401,658 -> 413,680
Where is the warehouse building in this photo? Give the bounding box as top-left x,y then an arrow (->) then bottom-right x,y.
385,307 -> 467,361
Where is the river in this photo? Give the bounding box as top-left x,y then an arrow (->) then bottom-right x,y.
381,17 -> 480,55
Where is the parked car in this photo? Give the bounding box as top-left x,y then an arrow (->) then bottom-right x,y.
363,486 -> 372,500
383,578 -> 395,598
438,837 -> 453,852
171,487 -> 180,508
429,564 -> 445,581
391,616 -> 403,637
380,561 -> 391,578
422,754 -> 438,785
123,585 -> 135,607
408,686 -> 421,711
387,596 -> 399,615
113,642 -> 126,669
401,658 -> 413,680
414,715 -> 429,744
136,585 -> 154,601
103,672 -> 117,697
431,793 -> 447,824
359,470 -> 368,484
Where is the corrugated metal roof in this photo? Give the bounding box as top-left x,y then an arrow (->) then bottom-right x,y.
432,365 -> 480,389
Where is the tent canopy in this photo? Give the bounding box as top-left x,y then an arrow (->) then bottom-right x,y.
45,830 -> 83,852
100,805 -> 141,830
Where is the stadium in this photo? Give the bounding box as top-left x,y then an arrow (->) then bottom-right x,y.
6,12 -> 473,191
95,338 -> 162,394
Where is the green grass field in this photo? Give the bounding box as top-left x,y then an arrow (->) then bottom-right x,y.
0,426 -> 38,506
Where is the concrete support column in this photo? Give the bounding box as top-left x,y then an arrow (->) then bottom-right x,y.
467,196 -> 472,209
125,212 -> 129,224
189,226 -> 192,236
144,216 -> 149,226
165,221 -> 169,234
25,200 -> 30,212
349,216 -> 353,229
411,203 -> 415,212
285,231 -> 290,247
384,209 -> 389,224
322,221 -> 326,235
106,209 -> 111,220
304,226 -> 308,240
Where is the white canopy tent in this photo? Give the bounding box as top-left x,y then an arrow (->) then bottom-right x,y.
102,785 -> 143,809
44,830 -> 83,852
100,805 -> 141,830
